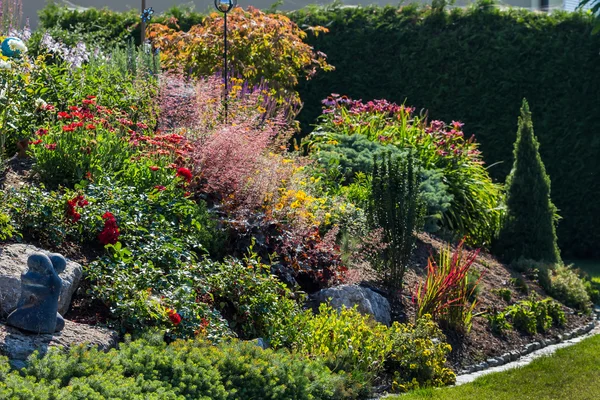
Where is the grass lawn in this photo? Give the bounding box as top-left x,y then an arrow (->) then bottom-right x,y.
568,260 -> 600,280
393,334 -> 600,400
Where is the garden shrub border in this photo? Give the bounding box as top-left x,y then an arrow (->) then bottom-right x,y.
459,310 -> 598,375
38,2 -> 600,257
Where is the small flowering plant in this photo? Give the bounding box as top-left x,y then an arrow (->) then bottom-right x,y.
29,96 -> 161,188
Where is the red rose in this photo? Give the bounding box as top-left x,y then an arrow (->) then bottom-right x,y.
167,309 -> 182,325
99,212 -> 120,245
176,167 -> 193,182
149,166 -> 160,171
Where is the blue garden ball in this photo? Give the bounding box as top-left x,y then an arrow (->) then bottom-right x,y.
1,37 -> 24,58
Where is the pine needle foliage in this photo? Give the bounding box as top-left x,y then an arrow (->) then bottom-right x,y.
369,152 -> 425,292
495,99 -> 561,264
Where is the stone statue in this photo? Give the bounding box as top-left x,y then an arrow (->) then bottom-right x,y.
6,253 -> 66,334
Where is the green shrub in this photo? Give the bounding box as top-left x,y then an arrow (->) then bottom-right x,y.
541,264 -> 591,312
311,96 -> 502,246
287,304 -> 455,393
290,2 -> 600,259
0,212 -> 15,242
310,133 -> 452,233
0,336 -> 355,400
495,99 -> 561,264
204,247 -> 303,346
583,277 -> 600,305
369,152 -> 425,290
505,297 -> 566,335
386,316 -> 456,393
492,288 -> 512,303
485,310 -> 512,335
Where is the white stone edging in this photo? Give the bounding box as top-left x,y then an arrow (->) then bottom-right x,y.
455,308 -> 600,385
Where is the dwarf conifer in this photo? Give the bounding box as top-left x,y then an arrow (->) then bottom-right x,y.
495,99 -> 561,264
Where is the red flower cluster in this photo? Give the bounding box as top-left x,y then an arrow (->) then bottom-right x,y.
154,185 -> 166,191
66,195 -> 88,223
175,167 -> 193,182
98,212 -> 120,245
167,309 -> 182,325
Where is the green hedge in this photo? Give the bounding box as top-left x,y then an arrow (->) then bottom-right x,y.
290,2 -> 600,258
38,2 -> 600,258
38,3 -> 205,47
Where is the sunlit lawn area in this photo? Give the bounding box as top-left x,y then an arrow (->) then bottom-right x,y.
570,260 -> 600,280
392,334 -> 600,400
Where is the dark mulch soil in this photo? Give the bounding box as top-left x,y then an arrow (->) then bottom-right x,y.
352,232 -> 594,370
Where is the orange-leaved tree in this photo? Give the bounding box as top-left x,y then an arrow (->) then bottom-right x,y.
147,7 -> 333,93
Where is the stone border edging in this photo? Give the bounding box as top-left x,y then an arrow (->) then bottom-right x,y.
457,307 -> 600,378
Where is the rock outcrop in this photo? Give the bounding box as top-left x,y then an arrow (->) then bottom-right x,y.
310,284 -> 391,325
0,320 -> 118,368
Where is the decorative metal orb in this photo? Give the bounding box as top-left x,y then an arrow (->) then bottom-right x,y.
1,37 -> 25,58
214,0 -> 237,13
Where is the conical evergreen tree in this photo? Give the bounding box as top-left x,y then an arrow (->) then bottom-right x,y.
495,99 -> 561,264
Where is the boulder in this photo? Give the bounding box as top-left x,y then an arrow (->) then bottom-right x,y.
0,244 -> 83,317
310,284 -> 391,325
0,320 -> 118,367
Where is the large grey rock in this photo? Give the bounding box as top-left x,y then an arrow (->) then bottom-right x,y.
0,244 -> 82,317
0,320 -> 118,366
310,284 -> 391,325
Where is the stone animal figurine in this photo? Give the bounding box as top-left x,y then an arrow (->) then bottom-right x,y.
6,253 -> 67,334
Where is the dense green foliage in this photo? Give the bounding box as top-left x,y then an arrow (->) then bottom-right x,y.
287,305 -> 455,393
370,153 -> 424,290
539,264 -> 591,312
38,3 -> 205,48
0,336 -> 357,400
495,100 -> 561,264
505,297 -> 566,335
310,133 -> 452,232
290,2 -> 600,258
310,96 -> 503,246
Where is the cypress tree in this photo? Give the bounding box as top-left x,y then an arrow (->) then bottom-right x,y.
369,152 -> 425,291
495,99 -> 561,264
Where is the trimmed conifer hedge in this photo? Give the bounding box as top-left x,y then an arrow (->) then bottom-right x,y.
290,2 -> 600,258
38,1 -> 600,257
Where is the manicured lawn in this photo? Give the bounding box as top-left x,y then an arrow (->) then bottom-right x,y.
393,334 -> 600,400
569,260 -> 600,280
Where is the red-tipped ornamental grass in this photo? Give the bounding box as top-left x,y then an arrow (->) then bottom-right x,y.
414,240 -> 481,332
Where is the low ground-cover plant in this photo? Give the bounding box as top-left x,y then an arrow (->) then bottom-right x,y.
414,241 -> 480,332
0,335 -> 358,400
310,95 -> 503,246
539,264 -> 591,313
286,304 -> 456,394
504,297 -> 566,335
